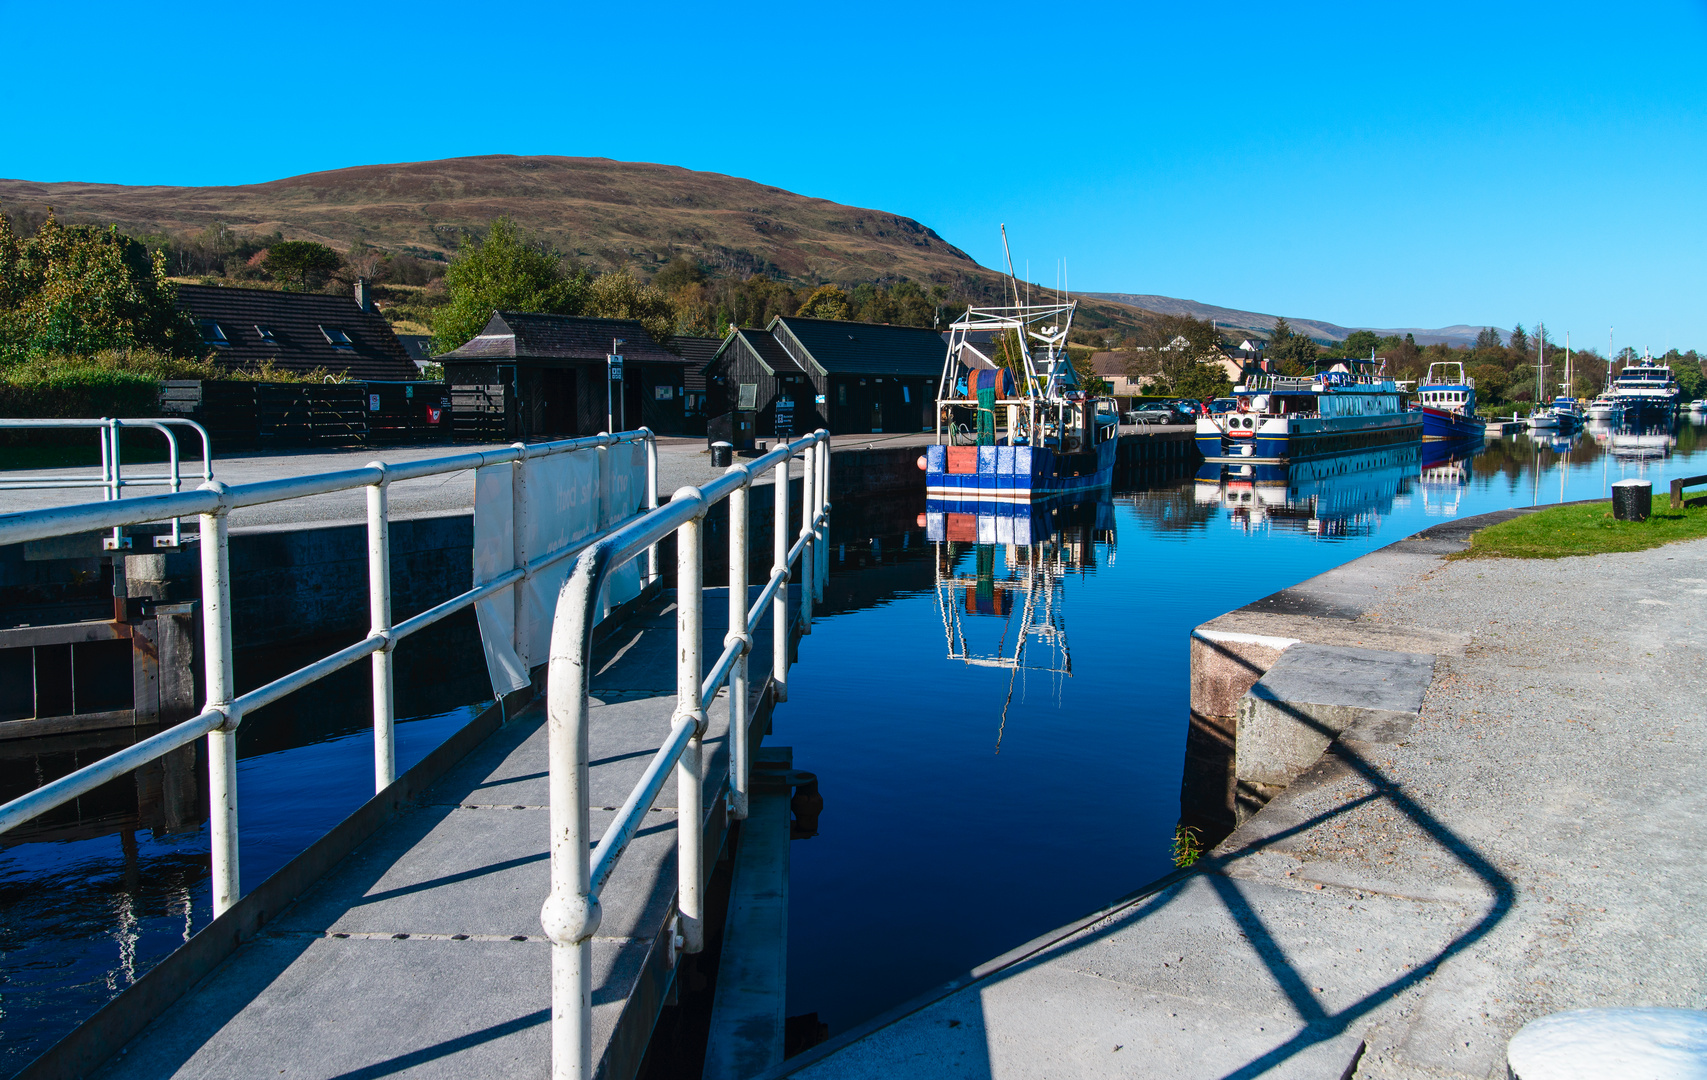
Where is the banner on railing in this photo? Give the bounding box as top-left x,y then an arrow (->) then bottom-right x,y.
471,441 -> 647,696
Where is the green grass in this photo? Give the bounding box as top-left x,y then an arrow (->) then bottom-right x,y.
1454,494 -> 1707,559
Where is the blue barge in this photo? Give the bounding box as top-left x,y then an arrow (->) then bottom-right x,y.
1417,361 -> 1483,440
1195,357 -> 1419,464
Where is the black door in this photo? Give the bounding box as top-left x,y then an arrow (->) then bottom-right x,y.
541,369 -> 578,436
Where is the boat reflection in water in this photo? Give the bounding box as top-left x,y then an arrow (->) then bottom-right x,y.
924,497 -> 1115,748
1193,444 -> 1422,539
1419,439 -> 1477,516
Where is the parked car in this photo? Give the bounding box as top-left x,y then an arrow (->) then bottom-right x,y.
1124,404 -> 1187,425
1171,400 -> 1204,417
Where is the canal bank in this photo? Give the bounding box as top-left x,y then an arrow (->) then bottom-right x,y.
766,517 -> 1707,1079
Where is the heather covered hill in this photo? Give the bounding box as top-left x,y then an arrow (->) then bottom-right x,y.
0,155 -> 986,287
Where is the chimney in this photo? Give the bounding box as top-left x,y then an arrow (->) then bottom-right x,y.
355,277 -> 373,312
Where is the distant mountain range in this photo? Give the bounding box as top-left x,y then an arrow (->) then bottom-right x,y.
1084,293 -> 1502,349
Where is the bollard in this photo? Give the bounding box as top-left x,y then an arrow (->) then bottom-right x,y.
1612,478 -> 1651,521
711,441 -> 733,468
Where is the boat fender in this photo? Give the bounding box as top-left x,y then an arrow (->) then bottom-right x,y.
916,455 -> 927,471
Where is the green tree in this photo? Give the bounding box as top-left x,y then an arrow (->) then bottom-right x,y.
587,269 -> 674,345
262,240 -> 343,292
796,284 -> 851,320
0,211 -> 201,362
1475,327 -> 1502,350
1508,323 -> 1529,356
432,216 -> 590,352
1340,329 -> 1381,357
1266,317 -> 1319,376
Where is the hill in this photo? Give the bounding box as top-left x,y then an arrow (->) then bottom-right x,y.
0,155 -> 995,288
1085,292 -> 1502,348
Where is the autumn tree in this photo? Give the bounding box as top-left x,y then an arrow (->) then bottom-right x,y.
0,211 -> 201,362
796,284 -> 852,320
586,268 -> 674,345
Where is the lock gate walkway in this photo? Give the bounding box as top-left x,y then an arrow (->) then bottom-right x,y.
79,584 -> 800,1080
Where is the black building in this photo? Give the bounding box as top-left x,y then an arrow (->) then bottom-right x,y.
436,312 -> 698,439
704,316 -> 944,437
174,283 -> 419,381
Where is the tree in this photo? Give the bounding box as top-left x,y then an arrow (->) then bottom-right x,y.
586,269 -> 674,345
0,211 -> 201,362
1508,323 -> 1529,356
1340,329 -> 1382,358
262,240 -> 343,292
796,284 -> 851,320
1475,327 -> 1502,350
432,216 -> 590,353
651,256 -> 705,295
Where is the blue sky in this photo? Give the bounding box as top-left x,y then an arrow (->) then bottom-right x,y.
5,0 -> 1705,348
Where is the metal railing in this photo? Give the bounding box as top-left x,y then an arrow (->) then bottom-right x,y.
0,417 -> 213,547
0,429 -> 659,919
541,428 -> 831,1080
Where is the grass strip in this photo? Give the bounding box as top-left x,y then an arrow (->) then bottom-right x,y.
1454,494 -> 1707,559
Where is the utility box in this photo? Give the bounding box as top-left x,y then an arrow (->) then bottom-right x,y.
708,411 -> 755,452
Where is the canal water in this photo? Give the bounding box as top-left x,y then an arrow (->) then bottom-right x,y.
1,420 -> 1702,1072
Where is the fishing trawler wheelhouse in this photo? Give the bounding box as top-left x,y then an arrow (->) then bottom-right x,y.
923,299 -> 1119,501
1195,355 -> 1419,464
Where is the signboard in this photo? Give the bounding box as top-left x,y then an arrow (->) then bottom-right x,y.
815,394 -> 826,405
774,396 -> 795,438
607,354 -> 624,381
368,393 -> 381,412
654,385 -> 674,400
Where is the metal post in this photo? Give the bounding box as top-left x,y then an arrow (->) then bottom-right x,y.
727,468 -> 751,820
199,483 -> 239,917
645,433 -> 660,585
676,503 -> 706,953
817,432 -> 830,601
512,444 -> 531,678
367,463 -> 395,791
772,452 -> 789,703
799,442 -> 815,633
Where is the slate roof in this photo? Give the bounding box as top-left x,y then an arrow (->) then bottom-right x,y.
668,335 -> 722,367
175,284 -> 418,381
712,328 -> 807,377
774,316 -> 946,376
438,312 -> 683,364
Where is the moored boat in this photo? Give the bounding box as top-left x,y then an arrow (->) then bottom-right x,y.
1586,396 -> 1623,422
925,288 -> 1119,501
1611,352 -> 1681,423
1416,361 -> 1482,440
1527,408 -> 1559,430
1194,356 -> 1418,464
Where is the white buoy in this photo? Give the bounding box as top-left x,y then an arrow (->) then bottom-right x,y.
1508,1008 -> 1707,1079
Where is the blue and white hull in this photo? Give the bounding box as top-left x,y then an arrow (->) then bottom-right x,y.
924,438 -> 1118,502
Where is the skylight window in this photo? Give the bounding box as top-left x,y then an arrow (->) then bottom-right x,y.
256,324 -> 278,344
320,326 -> 354,350
200,319 -> 229,347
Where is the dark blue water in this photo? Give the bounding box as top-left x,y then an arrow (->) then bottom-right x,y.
1,420 -> 1702,1070
773,420 -> 1707,1033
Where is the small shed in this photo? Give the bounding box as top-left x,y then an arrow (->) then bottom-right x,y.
669,336 -> 722,437
704,316 -> 945,437
436,313 -> 695,439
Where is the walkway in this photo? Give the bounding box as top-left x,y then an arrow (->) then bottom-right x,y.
768,528 -> 1707,1079
94,585 -> 796,1080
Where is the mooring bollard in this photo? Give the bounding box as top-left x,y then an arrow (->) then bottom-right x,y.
1612,478 -> 1651,521
710,441 -> 733,468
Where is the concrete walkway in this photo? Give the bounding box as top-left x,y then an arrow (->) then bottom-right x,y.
769,526 -> 1707,1079
93,585 -> 795,1080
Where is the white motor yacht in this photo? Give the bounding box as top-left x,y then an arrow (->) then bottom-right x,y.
1527,408 -> 1559,430
1586,397 -> 1623,422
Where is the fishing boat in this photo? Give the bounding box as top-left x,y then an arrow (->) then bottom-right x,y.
1416,361 -> 1482,440
925,296 -> 1118,500
1550,395 -> 1585,430
1610,351 -> 1681,423
1195,355 -> 1418,463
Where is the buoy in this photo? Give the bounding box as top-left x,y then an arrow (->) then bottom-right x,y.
915,513 -> 927,528
916,455 -> 928,471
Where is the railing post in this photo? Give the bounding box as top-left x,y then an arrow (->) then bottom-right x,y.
772,451 -> 790,703
799,441 -> 815,633
676,492 -> 707,953
199,482 -> 240,917
817,432 -> 830,601
543,548 -> 603,1080
727,467 -> 751,820
645,432 -> 660,585
511,443 -> 531,678
367,462 -> 395,791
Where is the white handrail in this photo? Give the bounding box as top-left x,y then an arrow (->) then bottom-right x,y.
541,429 -> 831,1080
0,428 -> 658,921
